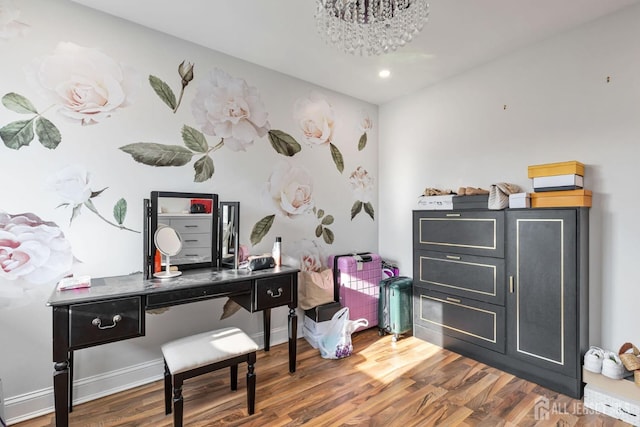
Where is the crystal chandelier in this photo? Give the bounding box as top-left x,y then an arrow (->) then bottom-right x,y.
315,0 -> 429,56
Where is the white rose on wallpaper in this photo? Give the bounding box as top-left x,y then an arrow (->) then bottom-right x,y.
293,91 -> 335,147
25,42 -> 140,125
49,165 -> 92,206
263,160 -> 315,218
0,212 -> 73,286
47,165 -> 139,232
349,166 -> 375,221
357,109 -> 373,151
0,0 -> 29,41
283,239 -> 326,272
349,166 -> 374,202
293,91 -> 345,173
191,68 -> 270,152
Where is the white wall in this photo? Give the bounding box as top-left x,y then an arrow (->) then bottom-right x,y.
379,3 -> 640,354
0,0 -> 378,422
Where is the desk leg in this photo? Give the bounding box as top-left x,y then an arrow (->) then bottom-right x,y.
288,307 -> 297,373
262,308 -> 271,351
54,361 -> 69,427
68,350 -> 74,412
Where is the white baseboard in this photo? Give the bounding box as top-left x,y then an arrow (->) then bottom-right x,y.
6,328 -> 289,425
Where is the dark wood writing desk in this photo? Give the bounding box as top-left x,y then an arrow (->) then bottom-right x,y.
47,266 -> 299,427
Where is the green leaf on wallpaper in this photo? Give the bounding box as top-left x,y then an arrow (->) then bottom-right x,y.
149,75 -> 177,110
317,209 -> 324,219
35,116 -> 61,149
193,155 -> 214,182
90,187 -> 108,198
351,200 -> 363,220
182,125 -> 209,153
0,119 -> 35,149
330,143 -> 344,173
358,132 -> 367,151
364,202 -> 375,220
322,227 -> 334,244
70,204 -> 83,224
321,215 -> 334,225
268,130 -> 301,156
120,143 -> 193,166
113,198 -> 127,225
250,214 -> 275,246
315,224 -> 323,238
2,93 -> 38,114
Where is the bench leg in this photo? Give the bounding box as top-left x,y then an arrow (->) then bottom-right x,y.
173,376 -> 184,427
230,364 -> 238,391
247,352 -> 256,415
164,361 -> 172,415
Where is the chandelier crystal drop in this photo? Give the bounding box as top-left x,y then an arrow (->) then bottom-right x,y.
315,0 -> 429,56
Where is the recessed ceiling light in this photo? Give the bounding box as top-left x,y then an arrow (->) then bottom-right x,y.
378,69 -> 391,78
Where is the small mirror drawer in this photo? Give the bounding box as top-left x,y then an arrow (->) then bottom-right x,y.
255,276 -> 293,310
70,297 -> 144,349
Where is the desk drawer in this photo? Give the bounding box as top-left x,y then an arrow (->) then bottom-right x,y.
70,297 -> 144,349
255,275 -> 293,310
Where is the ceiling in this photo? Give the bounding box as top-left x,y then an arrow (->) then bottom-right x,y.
69,0 -> 640,105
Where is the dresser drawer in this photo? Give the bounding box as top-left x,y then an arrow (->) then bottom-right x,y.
413,210 -> 504,257
414,250 -> 505,305
255,275 -> 293,310
179,232 -> 211,248
170,217 -> 212,234
69,297 -> 144,349
414,287 -> 505,353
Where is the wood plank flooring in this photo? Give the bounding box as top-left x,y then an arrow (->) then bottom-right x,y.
15,329 -> 630,426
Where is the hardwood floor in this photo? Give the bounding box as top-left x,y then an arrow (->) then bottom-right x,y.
15,329 -> 630,426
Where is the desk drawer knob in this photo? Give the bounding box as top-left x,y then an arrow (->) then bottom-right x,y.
92,314 -> 122,330
267,288 -> 283,298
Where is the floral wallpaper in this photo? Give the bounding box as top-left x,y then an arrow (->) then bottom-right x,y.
0,0 -> 377,312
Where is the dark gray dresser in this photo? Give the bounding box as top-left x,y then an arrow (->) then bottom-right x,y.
413,208 -> 589,398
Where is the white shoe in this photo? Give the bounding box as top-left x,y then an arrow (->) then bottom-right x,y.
584,346 -> 605,373
602,352 -> 625,380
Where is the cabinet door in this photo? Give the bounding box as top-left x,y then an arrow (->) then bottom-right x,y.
506,209 -> 577,375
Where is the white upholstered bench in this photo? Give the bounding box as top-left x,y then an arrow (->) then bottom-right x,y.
161,327 -> 259,426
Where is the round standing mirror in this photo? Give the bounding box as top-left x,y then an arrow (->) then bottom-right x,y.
154,226 -> 183,278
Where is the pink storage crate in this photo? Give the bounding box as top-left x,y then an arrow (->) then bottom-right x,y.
329,253 -> 382,331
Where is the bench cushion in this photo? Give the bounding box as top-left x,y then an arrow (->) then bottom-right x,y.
162,327 -> 259,375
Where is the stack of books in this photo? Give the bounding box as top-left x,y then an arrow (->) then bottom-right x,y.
528,161 -> 592,207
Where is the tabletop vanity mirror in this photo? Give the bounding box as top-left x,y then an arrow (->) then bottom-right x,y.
219,201 -> 240,269
144,191 -> 220,279
153,225 -> 183,278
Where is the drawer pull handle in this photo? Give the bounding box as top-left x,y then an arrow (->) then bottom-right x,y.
92,314 -> 122,330
184,225 -> 198,228
267,288 -> 283,298
446,255 -> 461,260
445,213 -> 461,217
184,239 -> 199,242
509,276 -> 514,293
446,297 -> 461,303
